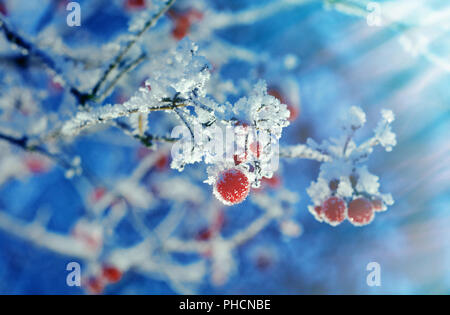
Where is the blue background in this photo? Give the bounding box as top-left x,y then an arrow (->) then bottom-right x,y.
0,0 -> 449,294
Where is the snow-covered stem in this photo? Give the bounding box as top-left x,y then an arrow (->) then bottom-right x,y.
280,144 -> 332,162
96,53 -> 147,103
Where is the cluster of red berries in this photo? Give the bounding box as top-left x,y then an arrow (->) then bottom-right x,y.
85,265 -> 123,294
311,195 -> 384,226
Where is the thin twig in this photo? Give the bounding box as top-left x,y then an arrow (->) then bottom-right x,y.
96,53 -> 147,103
90,0 -> 176,98
0,14 -> 89,104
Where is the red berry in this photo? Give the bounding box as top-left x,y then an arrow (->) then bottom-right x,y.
169,8 -> 203,40
309,205 -> 323,221
196,227 -> 213,241
214,169 -> 250,205
155,154 -> 169,171
125,0 -> 145,10
254,175 -> 281,192
187,9 -> 203,21
85,277 -> 104,294
249,141 -> 261,158
102,265 -> 122,283
25,156 -> 48,174
287,104 -> 299,121
172,15 -> 191,40
322,197 -> 346,226
262,175 -> 281,188
268,88 -> 285,103
371,198 -> 384,212
233,154 -> 246,165
91,187 -> 106,202
268,87 -> 299,121
0,2 -> 8,16
348,198 -> 374,226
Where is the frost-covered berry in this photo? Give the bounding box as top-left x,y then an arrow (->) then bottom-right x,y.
102,265 -> 122,283
347,197 -> 374,226
214,169 -> 250,205
322,196 -> 346,226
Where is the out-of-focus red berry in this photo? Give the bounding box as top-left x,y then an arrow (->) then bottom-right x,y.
196,227 -> 213,241
91,187 -> 106,203
263,175 -> 281,188
169,8 -> 203,40
155,154 -> 169,171
102,265 -> 122,283
287,104 -> 299,121
347,197 -> 374,226
249,141 -> 261,158
322,196 -> 346,225
0,2 -> 8,16
25,156 -> 48,174
86,277 -> 104,295
125,0 -> 146,10
268,87 -> 299,122
268,88 -> 285,103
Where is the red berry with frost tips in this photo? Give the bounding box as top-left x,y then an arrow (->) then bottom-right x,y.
214,169 -> 250,205
348,197 -> 374,226
322,196 -> 346,226
102,265 -> 122,283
